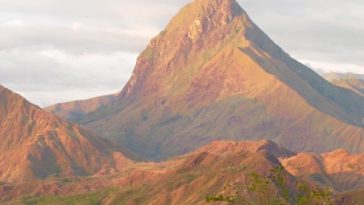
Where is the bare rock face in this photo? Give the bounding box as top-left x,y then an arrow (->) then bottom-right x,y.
49,0 -> 364,161
0,85 -> 130,183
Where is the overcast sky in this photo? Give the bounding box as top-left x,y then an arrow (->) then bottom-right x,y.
0,0 -> 363,106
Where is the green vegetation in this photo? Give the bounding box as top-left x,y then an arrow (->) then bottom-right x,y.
271,166 -> 290,201
297,183 -> 333,205
142,46 -> 154,60
206,166 -> 334,205
205,195 -> 236,203
246,168 -> 288,205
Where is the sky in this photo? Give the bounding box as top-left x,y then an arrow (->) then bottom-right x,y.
0,0 -> 363,106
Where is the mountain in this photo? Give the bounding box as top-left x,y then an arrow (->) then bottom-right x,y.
3,140 -> 336,205
0,85 -> 130,183
325,72 -> 364,81
46,93 -> 119,122
324,72 -> 364,96
281,149 -> 364,191
48,0 -> 364,160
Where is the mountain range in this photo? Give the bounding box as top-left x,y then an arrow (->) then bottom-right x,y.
0,138 -> 350,204
2,130 -> 363,204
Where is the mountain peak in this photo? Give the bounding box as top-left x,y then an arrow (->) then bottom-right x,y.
120,0 -> 256,100
191,0 -> 243,16
165,0 -> 249,39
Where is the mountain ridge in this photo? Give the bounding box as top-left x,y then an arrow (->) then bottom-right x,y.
2,139 -> 336,205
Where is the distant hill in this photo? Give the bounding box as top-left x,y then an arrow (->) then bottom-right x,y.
46,93 -> 120,122
324,72 -> 364,96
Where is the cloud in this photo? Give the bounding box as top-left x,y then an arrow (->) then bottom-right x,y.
0,18 -> 155,54
0,48 -> 137,105
240,0 -> 364,68
0,0 -> 363,106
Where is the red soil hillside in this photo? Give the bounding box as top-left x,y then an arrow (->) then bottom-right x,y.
0,85 -> 130,183
2,140 -> 336,205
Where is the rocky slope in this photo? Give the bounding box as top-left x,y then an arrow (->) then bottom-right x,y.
49,0 -> 364,161
0,85 -> 130,183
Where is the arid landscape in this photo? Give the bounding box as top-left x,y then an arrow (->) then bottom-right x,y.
1,0 -> 364,204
